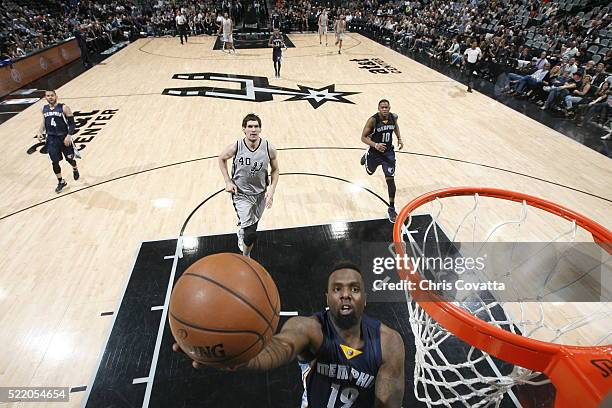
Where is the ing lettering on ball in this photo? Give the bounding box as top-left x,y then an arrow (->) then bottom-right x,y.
194,344 -> 226,359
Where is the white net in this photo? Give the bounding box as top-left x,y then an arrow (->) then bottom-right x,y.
397,193 -> 611,408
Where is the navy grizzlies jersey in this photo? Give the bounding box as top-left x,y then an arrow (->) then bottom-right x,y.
301,311 -> 382,408
270,35 -> 283,49
43,104 -> 68,136
369,113 -> 396,152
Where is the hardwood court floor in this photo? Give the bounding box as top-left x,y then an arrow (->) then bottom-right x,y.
0,33 -> 610,407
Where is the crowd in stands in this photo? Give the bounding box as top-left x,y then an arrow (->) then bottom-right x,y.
263,0 -> 612,129
343,0 -> 612,131
0,0 -> 265,62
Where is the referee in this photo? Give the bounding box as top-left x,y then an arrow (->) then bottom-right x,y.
463,40 -> 482,93
176,10 -> 188,44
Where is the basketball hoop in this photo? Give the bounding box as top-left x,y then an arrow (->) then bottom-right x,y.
392,187 -> 611,408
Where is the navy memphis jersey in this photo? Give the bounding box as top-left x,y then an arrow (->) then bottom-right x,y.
270,34 -> 283,50
301,310 -> 382,408
368,113 -> 396,152
43,103 -> 68,136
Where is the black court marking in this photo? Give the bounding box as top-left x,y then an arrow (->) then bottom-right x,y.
2,147 -> 609,223
162,73 -> 359,109
82,219 -> 523,408
100,311 -> 114,316
212,33 -> 295,50
70,386 -> 87,393
137,34 -> 363,61
59,79 -> 454,101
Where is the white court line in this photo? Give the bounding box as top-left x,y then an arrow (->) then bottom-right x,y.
80,242 -> 143,408
280,311 -> 298,316
132,377 -> 149,385
150,306 -> 164,311
163,255 -> 175,259
141,238 -> 183,408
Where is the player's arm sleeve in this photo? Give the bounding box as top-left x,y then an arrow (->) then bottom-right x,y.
361,117 -> 376,147
63,105 -> 77,135
374,328 -> 405,408
244,316 -> 320,371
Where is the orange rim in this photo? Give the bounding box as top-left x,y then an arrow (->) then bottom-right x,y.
392,187 -> 612,407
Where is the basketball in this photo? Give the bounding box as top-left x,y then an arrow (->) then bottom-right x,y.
169,253 -> 281,368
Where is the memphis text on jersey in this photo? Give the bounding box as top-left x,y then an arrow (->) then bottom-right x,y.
316,362 -> 376,389
375,123 -> 395,133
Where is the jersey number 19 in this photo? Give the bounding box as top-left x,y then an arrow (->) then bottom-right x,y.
327,383 -> 359,408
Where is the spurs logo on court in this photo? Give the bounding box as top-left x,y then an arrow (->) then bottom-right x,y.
26,109 -> 119,156
162,73 -> 359,109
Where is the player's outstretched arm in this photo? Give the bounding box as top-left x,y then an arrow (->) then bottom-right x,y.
218,142 -> 238,193
243,316 -> 322,371
374,325 -> 405,408
62,104 -> 77,143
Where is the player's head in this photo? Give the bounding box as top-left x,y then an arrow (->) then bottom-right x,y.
242,113 -> 262,140
273,27 -> 279,34
45,89 -> 57,105
224,11 -> 229,18
326,261 -> 366,330
378,99 -> 390,118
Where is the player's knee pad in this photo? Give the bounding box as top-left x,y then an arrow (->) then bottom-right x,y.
52,161 -> 61,174
243,223 -> 258,246
385,176 -> 396,196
